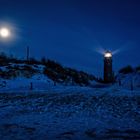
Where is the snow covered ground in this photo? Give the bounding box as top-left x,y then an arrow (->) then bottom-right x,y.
0,63 -> 140,139
117,72 -> 140,90
0,84 -> 140,140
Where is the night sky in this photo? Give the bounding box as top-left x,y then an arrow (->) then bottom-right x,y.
0,0 -> 140,76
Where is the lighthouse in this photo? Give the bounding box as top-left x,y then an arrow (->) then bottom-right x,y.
104,51 -> 113,83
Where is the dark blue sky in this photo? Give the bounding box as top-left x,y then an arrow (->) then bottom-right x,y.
0,0 -> 140,76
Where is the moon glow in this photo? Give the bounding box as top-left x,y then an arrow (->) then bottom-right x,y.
0,27 -> 10,38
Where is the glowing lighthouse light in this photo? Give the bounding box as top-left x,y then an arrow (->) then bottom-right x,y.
0,27 -> 10,38
104,51 -> 112,58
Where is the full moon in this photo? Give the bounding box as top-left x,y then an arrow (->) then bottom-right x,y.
0,28 -> 10,38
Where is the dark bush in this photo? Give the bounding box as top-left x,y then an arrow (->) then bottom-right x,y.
41,57 -> 47,65
43,61 -> 95,86
136,66 -> 140,72
27,58 -> 41,65
119,65 -> 134,74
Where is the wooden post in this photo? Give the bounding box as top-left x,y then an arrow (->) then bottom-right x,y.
131,78 -> 133,91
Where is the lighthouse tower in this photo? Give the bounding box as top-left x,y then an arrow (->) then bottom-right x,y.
104,51 -> 113,83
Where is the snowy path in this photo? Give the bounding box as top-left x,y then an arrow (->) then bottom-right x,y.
0,87 -> 140,140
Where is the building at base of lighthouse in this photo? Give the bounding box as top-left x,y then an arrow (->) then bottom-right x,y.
104,51 -> 113,83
